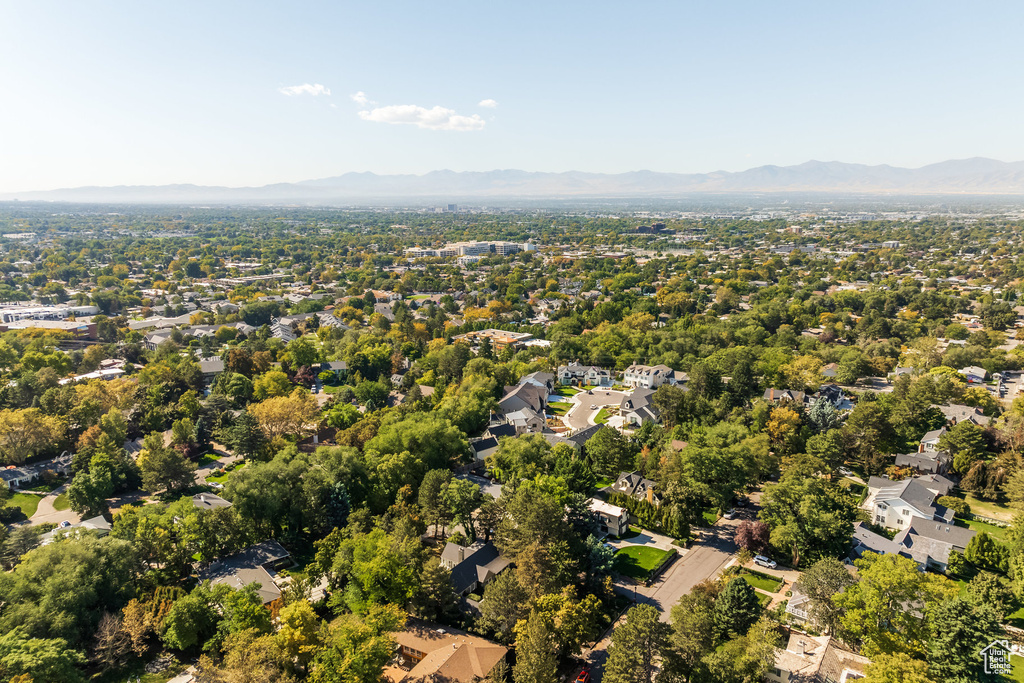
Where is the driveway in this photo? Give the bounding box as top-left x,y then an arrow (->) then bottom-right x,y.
606,529 -> 676,552
564,389 -> 629,430
28,483 -> 80,527
456,473 -> 502,499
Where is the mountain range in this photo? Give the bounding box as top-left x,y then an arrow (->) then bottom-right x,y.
6,158 -> 1024,204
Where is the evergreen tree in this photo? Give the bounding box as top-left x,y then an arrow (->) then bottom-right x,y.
714,576 -> 760,637
603,604 -> 670,683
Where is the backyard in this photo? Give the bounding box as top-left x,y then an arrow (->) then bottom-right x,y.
961,493 -> 1013,523
205,461 -> 248,485
738,568 -> 783,593
613,546 -> 674,582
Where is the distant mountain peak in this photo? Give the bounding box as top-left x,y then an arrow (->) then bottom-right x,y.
5,158 -> 1024,204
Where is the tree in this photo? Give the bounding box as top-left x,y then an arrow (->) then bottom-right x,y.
488,434 -> 552,482
794,558 -> 856,635
91,612 -> 131,671
603,604 -> 669,683
253,370 -> 293,401
586,427 -> 638,477
411,558 -> 457,622
699,615 -> 782,683
248,388 -> 319,440
353,380 -> 389,409
309,604 -> 404,683
444,477 -> 482,542
513,609 -> 559,683
0,408 -> 64,464
714,576 -> 760,637
964,571 -> 1016,619
663,582 -> 718,682
530,587 -> 602,658
927,598 -> 1002,683
862,653 -> 934,683
277,601 -> 323,674
0,628 -> 86,683
162,584 -> 220,651
759,472 -> 857,567
0,535 -> 139,646
965,532 -> 1009,573
288,336 -> 321,368
229,411 -> 267,459
138,431 -> 196,495
477,569 -> 529,643
940,421 -> 989,475
835,553 -> 958,657
734,520 -> 770,553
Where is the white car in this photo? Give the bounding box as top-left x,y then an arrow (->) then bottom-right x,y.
590,404 -> 597,410
722,509 -> 736,519
754,555 -> 777,569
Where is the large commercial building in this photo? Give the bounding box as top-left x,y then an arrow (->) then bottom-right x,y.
405,241 -> 537,259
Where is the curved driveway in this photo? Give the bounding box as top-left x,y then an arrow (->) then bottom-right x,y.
564,389 -> 629,430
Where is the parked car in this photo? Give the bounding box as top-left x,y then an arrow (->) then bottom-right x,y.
575,669 -> 590,683
590,404 -> 597,410
734,496 -> 748,507
59,520 -> 71,528
754,555 -> 777,569
722,509 -> 736,519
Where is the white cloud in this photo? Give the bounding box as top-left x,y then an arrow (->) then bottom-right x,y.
278,83 -> 331,97
350,91 -> 373,106
478,99 -> 498,108
358,104 -> 485,131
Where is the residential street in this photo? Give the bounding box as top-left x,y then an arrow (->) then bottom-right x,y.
564,389 -> 629,430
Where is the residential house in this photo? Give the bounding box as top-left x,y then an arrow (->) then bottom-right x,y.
0,466 -> 34,490
198,357 -> 225,387
439,542 -> 511,597
934,403 -> 992,427
590,498 -> 629,536
767,633 -> 869,683
623,363 -> 682,389
385,619 -> 508,683
610,471 -> 660,506
809,383 -> 852,410
320,360 -> 349,381
197,540 -> 292,604
894,450 -> 950,475
41,515 -> 112,545
820,362 -> 839,379
504,408 -> 545,434
497,382 -> 547,416
192,492 -> 232,511
959,365 -> 988,384
763,388 -> 807,405
619,388 -> 660,427
864,477 -> 954,530
557,364 -> 614,387
918,427 -> 946,453
893,517 -> 976,572
519,371 -> 555,393
849,521 -> 903,561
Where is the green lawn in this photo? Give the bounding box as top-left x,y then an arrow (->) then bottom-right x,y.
8,492 -> 40,518
962,517 -> 1010,542
614,546 -> 674,582
25,477 -> 66,493
702,509 -> 719,526
52,493 -> 70,511
595,475 -> 615,488
616,526 -> 643,540
740,568 -> 783,593
555,386 -> 581,397
197,453 -> 222,468
595,408 -> 611,424
1006,605 -> 1024,630
1011,655 -> 1024,682
205,461 -> 248,484
755,592 -> 772,607
961,493 -> 1013,522
548,402 -> 571,416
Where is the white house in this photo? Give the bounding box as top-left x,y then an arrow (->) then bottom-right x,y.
622,364 -> 682,389
590,499 -> 629,536
557,364 -> 613,387
865,477 -> 954,530
918,427 -> 946,453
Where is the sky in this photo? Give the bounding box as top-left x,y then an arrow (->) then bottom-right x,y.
1,1 -> 1023,191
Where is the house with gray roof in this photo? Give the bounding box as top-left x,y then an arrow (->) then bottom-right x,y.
192,492 -> 232,511
439,541 -> 512,597
933,403 -> 992,427
620,388 -> 660,427
197,540 -> 292,604
895,450 -> 950,475
610,471 -> 660,506
497,382 -> 547,416
867,478 -> 954,530
893,517 -> 976,572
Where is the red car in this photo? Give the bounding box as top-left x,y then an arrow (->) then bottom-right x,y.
575,669 -> 590,683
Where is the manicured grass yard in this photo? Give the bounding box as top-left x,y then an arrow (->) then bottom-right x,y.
595,408 -> 611,424
702,509 -> 719,526
205,461 -> 248,484
52,493 -> 70,511
25,477 -> 66,492
962,517 -> 1010,542
614,546 -> 673,582
739,568 -> 783,593
555,386 -> 581,397
961,493 -> 1013,522
197,453 -> 222,468
1006,604 -> 1024,630
595,475 -> 615,488
8,493 -> 40,518
755,592 -> 772,607
548,402 -> 570,416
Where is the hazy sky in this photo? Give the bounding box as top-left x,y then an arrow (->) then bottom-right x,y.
2,1 -> 1023,191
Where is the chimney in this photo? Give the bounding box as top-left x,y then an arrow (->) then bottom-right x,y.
798,639 -> 807,656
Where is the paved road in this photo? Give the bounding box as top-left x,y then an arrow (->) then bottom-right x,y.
565,389 -> 629,430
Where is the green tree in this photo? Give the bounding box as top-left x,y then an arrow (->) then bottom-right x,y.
862,653 -> 934,683
662,582 -> 718,682
603,604 -> 670,683
940,421 -> 989,475
513,608 -> 559,683
793,557 -> 856,634
138,431 -> 196,495
309,603 -> 405,683
759,472 -> 857,567
927,598 -> 1002,683
0,628 -> 86,683
487,433 -> 552,482
585,427 -> 637,477
162,584 -> 220,651
478,569 -> 529,643
714,576 -> 760,637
